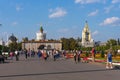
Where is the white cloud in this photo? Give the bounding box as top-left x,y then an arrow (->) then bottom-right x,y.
112,0 -> 120,4
49,7 -> 67,18
75,0 -> 100,4
16,5 -> 23,12
104,5 -> 114,13
100,17 -> 120,26
88,10 -> 98,16
92,30 -> 99,36
12,22 -> 18,26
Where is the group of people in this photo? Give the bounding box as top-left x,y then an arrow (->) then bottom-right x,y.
92,48 -> 113,69
9,50 -> 20,61
5,47 -> 114,69
73,50 -> 81,63
22,49 -> 62,61
72,48 -> 113,69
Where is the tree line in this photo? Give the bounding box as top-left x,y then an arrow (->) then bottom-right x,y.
61,37 -> 120,51
1,37 -> 120,54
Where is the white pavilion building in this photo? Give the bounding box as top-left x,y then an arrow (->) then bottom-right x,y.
36,26 -> 46,41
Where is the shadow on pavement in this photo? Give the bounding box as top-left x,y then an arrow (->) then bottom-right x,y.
0,68 -> 118,78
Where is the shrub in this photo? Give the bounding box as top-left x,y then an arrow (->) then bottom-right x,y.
101,50 -> 105,58
85,51 -> 89,57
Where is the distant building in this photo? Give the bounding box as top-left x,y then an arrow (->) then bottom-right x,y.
81,21 -> 94,47
8,34 -> 17,43
22,40 -> 62,51
36,26 -> 46,41
0,39 -> 5,46
22,26 -> 62,51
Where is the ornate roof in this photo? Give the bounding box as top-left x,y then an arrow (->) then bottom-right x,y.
9,34 -> 17,42
83,21 -> 90,32
85,21 -> 89,28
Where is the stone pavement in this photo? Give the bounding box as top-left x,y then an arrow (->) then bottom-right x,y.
0,55 -> 120,80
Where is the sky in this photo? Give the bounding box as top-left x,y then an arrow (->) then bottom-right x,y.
0,0 -> 120,42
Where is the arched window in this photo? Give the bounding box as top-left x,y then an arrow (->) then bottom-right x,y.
38,45 -> 45,50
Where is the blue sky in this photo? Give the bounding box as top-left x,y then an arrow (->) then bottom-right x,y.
0,0 -> 120,42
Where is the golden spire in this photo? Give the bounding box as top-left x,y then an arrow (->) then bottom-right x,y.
85,20 -> 89,28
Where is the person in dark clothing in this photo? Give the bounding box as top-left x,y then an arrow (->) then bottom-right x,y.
78,50 -> 82,62
37,50 -> 42,59
74,51 -> 78,63
24,49 -> 28,59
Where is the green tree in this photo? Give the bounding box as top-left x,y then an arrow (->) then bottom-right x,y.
1,45 -> 9,52
61,37 -> 78,50
101,50 -> 105,58
61,38 -> 70,50
106,39 -> 117,48
9,42 -> 18,52
69,38 -> 78,50
118,38 -> 120,45
22,37 -> 29,42
17,42 -> 22,50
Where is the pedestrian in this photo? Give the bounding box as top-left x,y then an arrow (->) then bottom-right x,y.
73,50 -> 78,63
15,50 -> 19,61
37,50 -> 42,59
24,49 -> 28,59
10,52 -> 14,60
63,50 -> 66,59
91,47 -> 96,62
106,51 -> 113,69
78,50 -> 81,62
27,49 -> 30,57
42,50 -> 48,61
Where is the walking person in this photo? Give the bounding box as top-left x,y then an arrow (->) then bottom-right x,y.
15,50 -> 19,61
106,51 -> 113,69
24,49 -> 28,59
42,50 -> 48,61
27,49 -> 30,57
78,50 -> 81,62
10,52 -> 14,60
37,49 -> 42,59
53,50 -> 57,61
91,47 -> 96,62
73,50 -> 78,63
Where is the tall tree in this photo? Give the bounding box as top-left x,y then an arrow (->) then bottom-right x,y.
9,42 -> 18,52
106,39 -> 117,48
118,38 -> 120,45
61,38 -> 70,50
69,38 -> 78,50
61,37 -> 78,50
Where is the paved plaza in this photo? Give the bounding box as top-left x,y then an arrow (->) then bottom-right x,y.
0,56 -> 120,80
